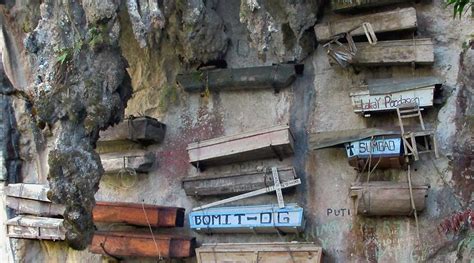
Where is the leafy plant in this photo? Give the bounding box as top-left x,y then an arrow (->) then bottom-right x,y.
56,49 -> 72,64
446,0 -> 473,18
438,209 -> 474,234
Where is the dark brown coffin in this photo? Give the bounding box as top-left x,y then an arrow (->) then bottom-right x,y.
331,0 -> 411,13
93,202 -> 184,227
98,116 -> 166,146
348,156 -> 406,171
90,231 -> 195,258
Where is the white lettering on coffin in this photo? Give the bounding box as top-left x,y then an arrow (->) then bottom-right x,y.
345,137 -> 401,158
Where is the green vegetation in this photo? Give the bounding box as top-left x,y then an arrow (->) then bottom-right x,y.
446,0 -> 473,18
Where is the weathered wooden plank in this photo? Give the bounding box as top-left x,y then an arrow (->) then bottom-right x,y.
331,0 -> 411,13
6,215 -> 65,240
101,153 -> 155,174
187,125 -> 294,168
90,231 -> 195,258
196,242 -> 323,263
6,183 -> 50,202
309,128 -> 401,150
189,204 -> 304,234
98,116 -> 166,147
315,7 -> 417,42
93,202 -> 185,227
182,167 -> 297,196
352,38 -> 434,66
6,196 -> 65,216
345,136 -> 405,170
350,182 -> 429,216
176,64 -> 304,92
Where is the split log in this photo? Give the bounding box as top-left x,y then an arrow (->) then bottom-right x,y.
93,202 -> 185,227
187,125 -> 294,169
196,242 -> 323,263
6,215 -> 65,240
6,183 -> 50,202
315,7 -> 417,42
182,167 -> 297,196
350,182 -> 429,216
331,0 -> 411,13
176,64 -> 304,92
90,231 -> 195,258
6,196 -> 65,216
101,153 -> 155,174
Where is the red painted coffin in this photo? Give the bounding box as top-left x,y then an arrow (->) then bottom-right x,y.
93,202 -> 185,227
90,231 -> 195,258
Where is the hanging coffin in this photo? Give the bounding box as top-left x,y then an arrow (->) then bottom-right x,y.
101,153 -> 155,175
93,202 -> 185,227
187,125 -> 294,169
350,77 -> 441,116
182,167 -> 297,197
189,204 -> 304,234
5,183 -> 65,216
176,64 -> 304,93
331,0 -> 411,13
350,182 -> 429,216
196,242 -> 323,263
7,215 -> 65,240
90,231 -> 196,258
345,135 -> 406,170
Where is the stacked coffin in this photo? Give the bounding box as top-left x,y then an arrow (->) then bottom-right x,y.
184,125 -> 305,234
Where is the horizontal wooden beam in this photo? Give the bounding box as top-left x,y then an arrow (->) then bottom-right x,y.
93,202 -> 185,227
90,231 -> 195,258
6,183 -> 50,202
176,64 -> 304,92
7,215 -> 65,240
6,196 -> 65,216
101,153 -> 155,174
315,7 -> 417,42
331,0 -> 411,13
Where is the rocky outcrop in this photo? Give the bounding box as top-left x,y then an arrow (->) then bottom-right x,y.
239,0 -> 319,62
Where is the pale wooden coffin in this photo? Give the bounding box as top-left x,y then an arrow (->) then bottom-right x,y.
352,38 -> 434,66
189,204 -> 304,234
350,77 -> 440,115
187,125 -> 294,169
350,182 -> 429,216
5,183 -> 65,216
101,153 -> 155,174
90,231 -> 195,258
196,242 -> 323,263
315,7 -> 417,42
7,215 -> 65,240
182,166 -> 297,196
93,202 -> 185,227
331,0 -> 411,13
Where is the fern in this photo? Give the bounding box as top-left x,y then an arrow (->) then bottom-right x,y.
446,0 -> 473,18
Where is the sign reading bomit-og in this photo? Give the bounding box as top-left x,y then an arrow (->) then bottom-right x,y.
345,136 -> 402,158
189,204 -> 304,234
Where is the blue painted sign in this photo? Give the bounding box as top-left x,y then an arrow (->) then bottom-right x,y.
189,204 -> 304,233
345,136 -> 402,158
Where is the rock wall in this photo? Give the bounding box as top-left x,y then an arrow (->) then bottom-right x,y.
0,0 -> 472,262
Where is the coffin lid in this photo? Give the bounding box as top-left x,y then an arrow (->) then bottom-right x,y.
199,242 -> 321,251
309,128 -> 401,150
182,166 -> 295,182
95,201 -> 184,211
191,203 -> 301,213
93,231 -> 194,241
350,181 -> 430,190
7,215 -> 64,228
367,76 -> 442,95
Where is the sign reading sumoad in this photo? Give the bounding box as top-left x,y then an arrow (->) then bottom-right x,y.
189,204 -> 304,234
345,136 -> 402,158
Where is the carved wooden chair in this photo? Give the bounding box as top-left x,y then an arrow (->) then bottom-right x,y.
396,102 -> 439,161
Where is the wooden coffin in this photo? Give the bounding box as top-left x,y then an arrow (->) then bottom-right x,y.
350,182 -> 429,216
345,135 -> 406,170
331,0 -> 411,13
350,77 -> 441,115
182,167 -> 297,196
196,242 -> 323,263
7,215 -> 65,240
6,183 -> 50,201
189,204 -> 304,234
101,153 -> 155,174
176,64 -> 304,92
90,231 -> 195,258
98,116 -> 166,147
187,125 -> 294,169
315,7 -> 417,42
93,202 -> 185,227
352,38 -> 434,66
6,196 -> 65,216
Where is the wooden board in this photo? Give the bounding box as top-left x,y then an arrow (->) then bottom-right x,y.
187,125 -> 294,169
6,215 -> 65,240
6,196 -> 65,216
196,242 -> 323,263
90,231 -> 195,258
315,7 -> 417,42
101,153 -> 155,174
350,182 -> 429,216
98,116 -> 166,147
182,167 -> 297,196
176,64 -> 304,92
345,136 -> 402,158
331,0 -> 411,13
352,38 -> 434,66
6,183 -> 50,202
189,204 -> 304,234
93,202 -> 185,227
